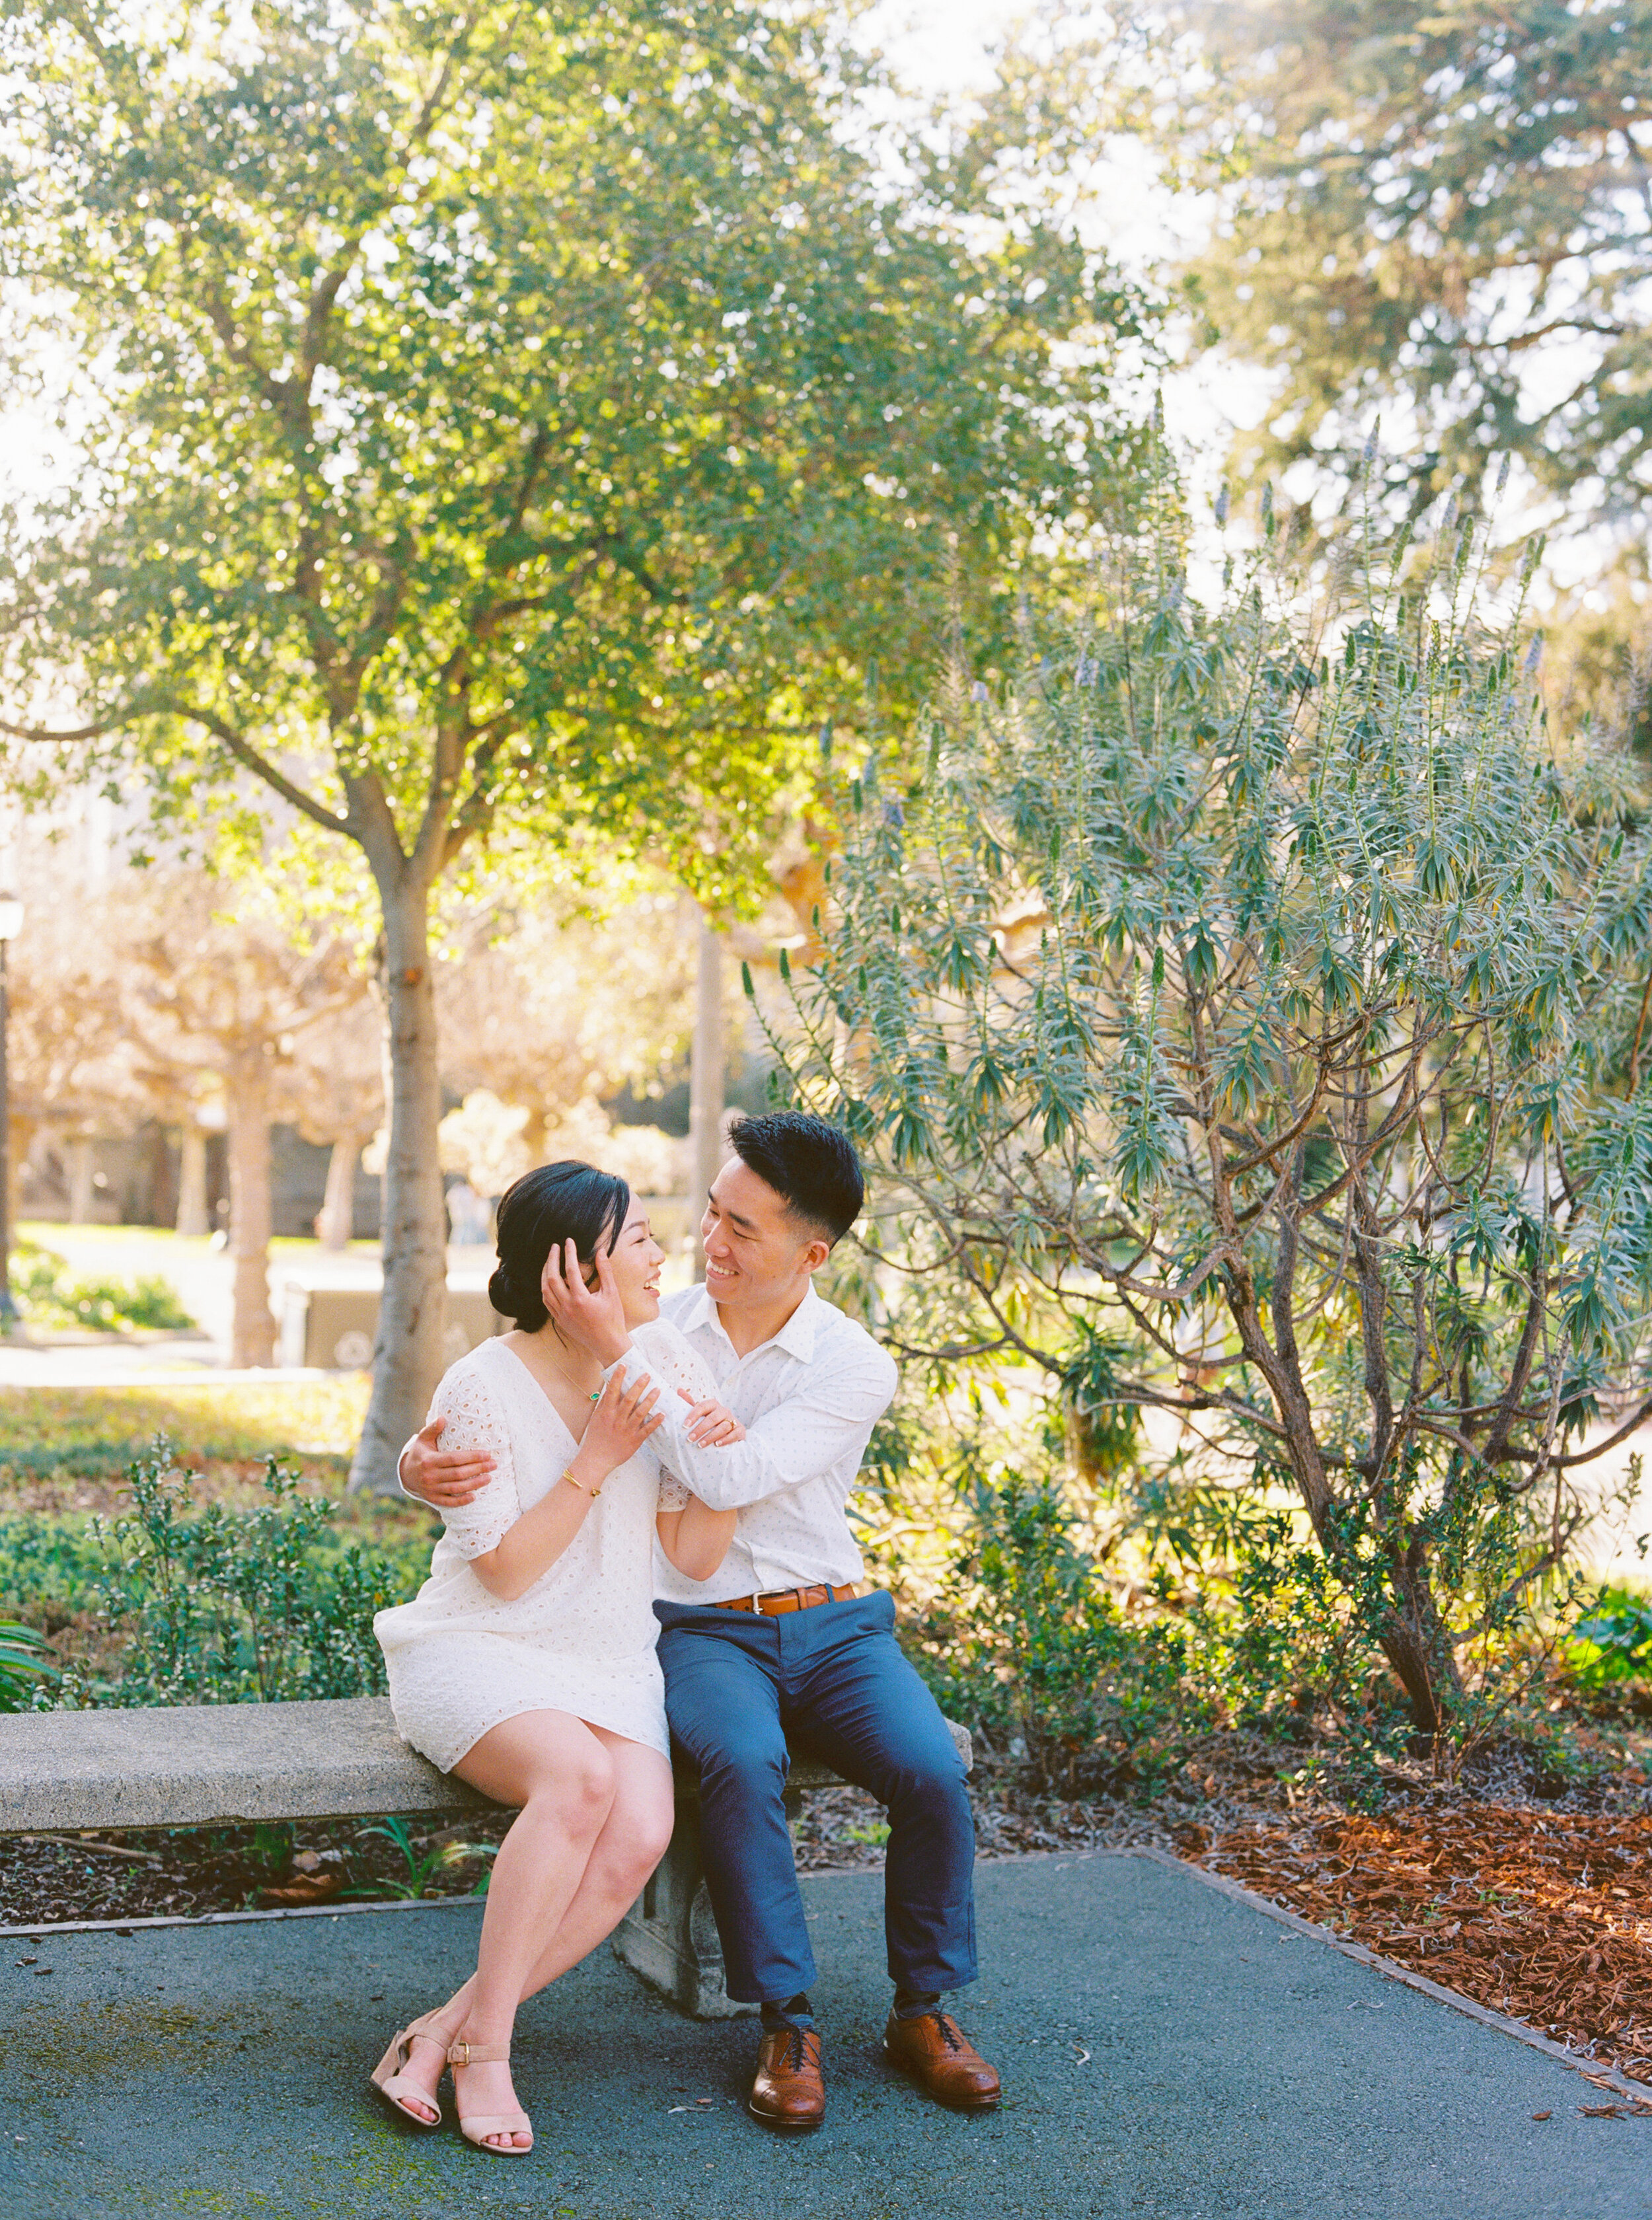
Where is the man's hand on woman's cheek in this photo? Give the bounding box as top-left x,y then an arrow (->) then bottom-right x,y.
398,1413 -> 497,1507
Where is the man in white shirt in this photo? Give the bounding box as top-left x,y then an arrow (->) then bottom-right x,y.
399,1111 -> 1001,2130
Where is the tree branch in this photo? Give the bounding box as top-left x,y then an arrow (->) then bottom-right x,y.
0,704 -> 349,837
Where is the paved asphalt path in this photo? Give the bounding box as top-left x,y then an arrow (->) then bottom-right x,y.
3,1849 -> 1647,2220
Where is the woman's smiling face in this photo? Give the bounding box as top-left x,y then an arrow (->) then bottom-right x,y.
601,1194 -> 667,1325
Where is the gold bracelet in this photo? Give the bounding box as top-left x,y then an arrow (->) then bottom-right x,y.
559,1465 -> 601,1500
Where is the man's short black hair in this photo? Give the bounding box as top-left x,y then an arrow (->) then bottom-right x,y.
727,1111 -> 864,1244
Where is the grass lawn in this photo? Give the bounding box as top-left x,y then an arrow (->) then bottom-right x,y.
19,1221 -> 380,1255
0,1372 -> 436,1691
0,1374 -> 374,1490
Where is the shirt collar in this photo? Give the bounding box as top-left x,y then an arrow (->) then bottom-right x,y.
674,1282 -> 720,1338
679,1280 -> 822,1364
770,1285 -> 821,1364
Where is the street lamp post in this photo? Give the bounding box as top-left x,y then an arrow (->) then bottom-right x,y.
0,896 -> 24,1336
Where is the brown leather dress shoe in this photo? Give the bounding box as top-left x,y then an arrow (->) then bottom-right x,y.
747,2026 -> 825,2131
883,2009 -> 1002,2110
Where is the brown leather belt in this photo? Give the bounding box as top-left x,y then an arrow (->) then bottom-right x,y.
709,1582 -> 859,1617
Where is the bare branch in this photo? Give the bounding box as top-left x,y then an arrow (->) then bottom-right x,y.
1,702 -> 349,837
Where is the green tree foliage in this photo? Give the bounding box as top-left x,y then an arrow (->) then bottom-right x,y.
0,0 -> 1150,1485
1173,0 -> 1652,549
765,468 -> 1652,1766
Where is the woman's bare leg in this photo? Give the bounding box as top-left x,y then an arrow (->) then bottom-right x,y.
432,1710 -> 617,2149
517,1731 -> 673,1995
396,1731 -> 675,2112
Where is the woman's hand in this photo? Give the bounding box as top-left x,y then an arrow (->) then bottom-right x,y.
576,1366 -> 664,1478
472,1368 -> 663,1604
677,1389 -> 745,1446
541,1239 -> 632,1366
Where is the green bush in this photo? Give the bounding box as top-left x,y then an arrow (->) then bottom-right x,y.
42,1436 -> 416,1707
11,1242 -> 196,1333
0,1516 -> 111,1611
0,1619 -> 57,1711
967,1475 -> 1192,1793
891,1424 -> 1196,1796
1174,1498 -> 1415,1797
1567,1586 -> 1652,1689
767,475 -> 1652,1775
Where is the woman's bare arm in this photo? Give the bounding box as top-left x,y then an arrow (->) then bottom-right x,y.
471,1370 -> 663,1602
656,1496 -> 740,1582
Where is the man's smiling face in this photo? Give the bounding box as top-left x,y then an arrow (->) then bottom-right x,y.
700,1156 -> 829,1311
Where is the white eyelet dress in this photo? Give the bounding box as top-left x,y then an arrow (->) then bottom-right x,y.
373,1321 -> 703,1772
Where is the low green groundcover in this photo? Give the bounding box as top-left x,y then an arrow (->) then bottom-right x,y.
10,1240 -> 195,1334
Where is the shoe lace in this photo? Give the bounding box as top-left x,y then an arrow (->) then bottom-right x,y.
778,2025 -> 811,2073
920,2012 -> 963,2052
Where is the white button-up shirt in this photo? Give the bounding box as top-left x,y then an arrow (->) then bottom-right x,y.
624,1282 -> 898,1605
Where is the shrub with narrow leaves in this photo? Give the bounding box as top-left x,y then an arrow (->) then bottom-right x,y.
765,494 -> 1652,1769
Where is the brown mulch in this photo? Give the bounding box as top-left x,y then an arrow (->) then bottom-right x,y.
1190,1805 -> 1652,2085
5,1782 -> 1132,1927
0,1813 -> 511,1929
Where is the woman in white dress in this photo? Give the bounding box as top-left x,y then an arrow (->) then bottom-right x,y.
369,1161 -> 740,2155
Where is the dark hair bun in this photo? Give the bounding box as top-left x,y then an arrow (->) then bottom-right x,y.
488,1160 -> 631,1331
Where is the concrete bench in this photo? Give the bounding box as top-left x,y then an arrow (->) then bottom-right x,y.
0,1697 -> 970,2018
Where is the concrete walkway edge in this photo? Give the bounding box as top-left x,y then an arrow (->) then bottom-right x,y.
1136,1847 -> 1645,2102
7,1839 -> 1637,2104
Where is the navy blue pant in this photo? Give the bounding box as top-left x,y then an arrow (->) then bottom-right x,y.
655,1591 -> 977,2005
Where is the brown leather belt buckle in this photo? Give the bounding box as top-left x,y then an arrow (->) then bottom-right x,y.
708,1582 -> 858,1617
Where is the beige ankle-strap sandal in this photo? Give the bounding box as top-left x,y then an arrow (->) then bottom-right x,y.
369,2012 -> 449,2128
447,2039 -> 533,2155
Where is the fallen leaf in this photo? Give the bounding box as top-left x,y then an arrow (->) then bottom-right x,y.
256,1871 -> 343,1907
1531,2112 -> 1552,2122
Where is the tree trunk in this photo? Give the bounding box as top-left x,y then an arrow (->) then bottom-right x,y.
349,869 -> 447,1493
316,1134 -> 361,1251
225,1050 -> 276,1368
66,1134 -> 95,1224
689,912 -> 724,1272
176,1127 -> 211,1238
1224,1255 -> 1458,1744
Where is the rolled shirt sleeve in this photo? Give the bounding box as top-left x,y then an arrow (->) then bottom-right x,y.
611,1333 -> 896,1511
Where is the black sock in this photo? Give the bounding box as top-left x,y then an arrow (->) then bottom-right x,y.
893,1987 -> 942,2022
760,1991 -> 814,2032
